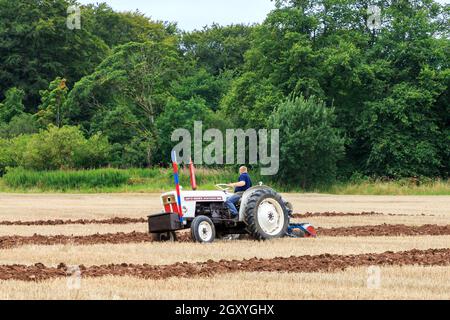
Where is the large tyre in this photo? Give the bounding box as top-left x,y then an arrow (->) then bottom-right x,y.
152,231 -> 177,242
244,189 -> 289,240
191,216 -> 216,243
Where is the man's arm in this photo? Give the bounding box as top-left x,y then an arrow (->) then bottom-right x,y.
228,181 -> 245,188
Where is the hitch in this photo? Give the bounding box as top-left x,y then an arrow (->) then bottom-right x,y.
287,223 -> 317,238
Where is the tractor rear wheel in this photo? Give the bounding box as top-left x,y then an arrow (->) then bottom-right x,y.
191,215 -> 216,243
244,189 -> 289,240
151,231 -> 177,242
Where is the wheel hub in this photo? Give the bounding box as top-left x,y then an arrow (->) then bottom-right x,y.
198,221 -> 213,242
257,198 -> 284,236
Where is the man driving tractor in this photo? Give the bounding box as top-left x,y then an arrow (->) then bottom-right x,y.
225,166 -> 252,218
148,156 -> 317,243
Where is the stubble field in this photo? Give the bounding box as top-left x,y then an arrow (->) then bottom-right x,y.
0,193 -> 449,300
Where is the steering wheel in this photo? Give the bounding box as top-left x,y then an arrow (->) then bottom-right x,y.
215,184 -> 231,191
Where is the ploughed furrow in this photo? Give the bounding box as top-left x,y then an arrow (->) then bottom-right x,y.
0,211 -> 436,226
0,248 -> 449,282
0,217 -> 146,226
293,211 -> 384,218
0,232 -> 188,249
318,224 -> 450,237
1,224 -> 449,249
292,212 -> 436,218
0,232 -> 151,249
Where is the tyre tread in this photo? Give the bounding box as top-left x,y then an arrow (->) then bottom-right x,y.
243,189 -> 288,240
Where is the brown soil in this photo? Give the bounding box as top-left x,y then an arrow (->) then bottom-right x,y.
293,212 -> 435,218
0,232 -> 193,249
293,211 -> 384,218
1,224 -> 449,249
318,224 -> 450,237
0,217 -> 146,226
0,248 -> 448,282
0,232 -> 150,249
0,212 -> 437,226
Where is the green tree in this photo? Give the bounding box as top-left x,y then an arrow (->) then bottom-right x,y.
182,24 -> 254,75
172,68 -> 233,111
0,134 -> 32,175
359,81 -> 447,178
155,97 -> 214,163
74,133 -> 112,169
270,96 -> 345,188
223,0 -> 449,179
221,72 -> 283,128
179,24 -> 254,113
21,125 -> 110,170
82,3 -> 172,48
0,88 -> 25,123
353,0 -> 450,177
66,40 -> 182,166
0,114 -> 39,138
0,0 -> 109,109
36,78 -> 69,127
90,102 -> 143,167
0,138 -> 12,175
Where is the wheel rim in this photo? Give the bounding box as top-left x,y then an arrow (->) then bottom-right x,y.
198,221 -> 213,242
257,198 -> 284,236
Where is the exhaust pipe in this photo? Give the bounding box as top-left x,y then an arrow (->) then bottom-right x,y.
189,158 -> 197,190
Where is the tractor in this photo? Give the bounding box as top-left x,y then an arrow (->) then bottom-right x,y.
148,156 -> 317,243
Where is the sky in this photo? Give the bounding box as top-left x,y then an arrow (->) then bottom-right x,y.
78,0 -> 276,31
78,0 -> 450,31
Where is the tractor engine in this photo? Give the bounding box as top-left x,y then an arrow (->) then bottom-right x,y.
195,202 -> 229,219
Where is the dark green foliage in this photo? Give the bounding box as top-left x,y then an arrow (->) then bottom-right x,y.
0,114 -> 39,138
359,82 -> 445,178
270,96 -> 345,188
172,68 -> 233,111
82,3 -> 171,48
221,72 -> 283,128
0,0 -> 448,187
0,125 -> 111,171
155,97 -> 214,164
181,24 -> 254,75
223,0 -> 449,179
65,40 -> 182,166
90,103 -> 143,167
37,78 -> 69,128
0,88 -> 25,123
0,0 -> 109,109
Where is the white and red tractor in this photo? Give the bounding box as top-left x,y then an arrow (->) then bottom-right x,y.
148,159 -> 317,243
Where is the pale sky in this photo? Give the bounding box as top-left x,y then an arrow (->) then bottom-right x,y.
78,0 -> 276,31
78,0 -> 449,31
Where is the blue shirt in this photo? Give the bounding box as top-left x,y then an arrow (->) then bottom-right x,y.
235,173 -> 252,193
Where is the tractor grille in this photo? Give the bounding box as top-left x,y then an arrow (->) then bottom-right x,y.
162,195 -> 176,205
162,195 -> 179,213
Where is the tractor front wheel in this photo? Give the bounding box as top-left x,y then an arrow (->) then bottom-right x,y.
191,215 -> 216,243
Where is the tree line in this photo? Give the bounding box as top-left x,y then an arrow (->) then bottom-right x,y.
0,0 -> 448,187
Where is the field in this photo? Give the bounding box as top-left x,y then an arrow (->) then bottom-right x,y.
0,193 -> 449,300
1,168 -> 449,195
